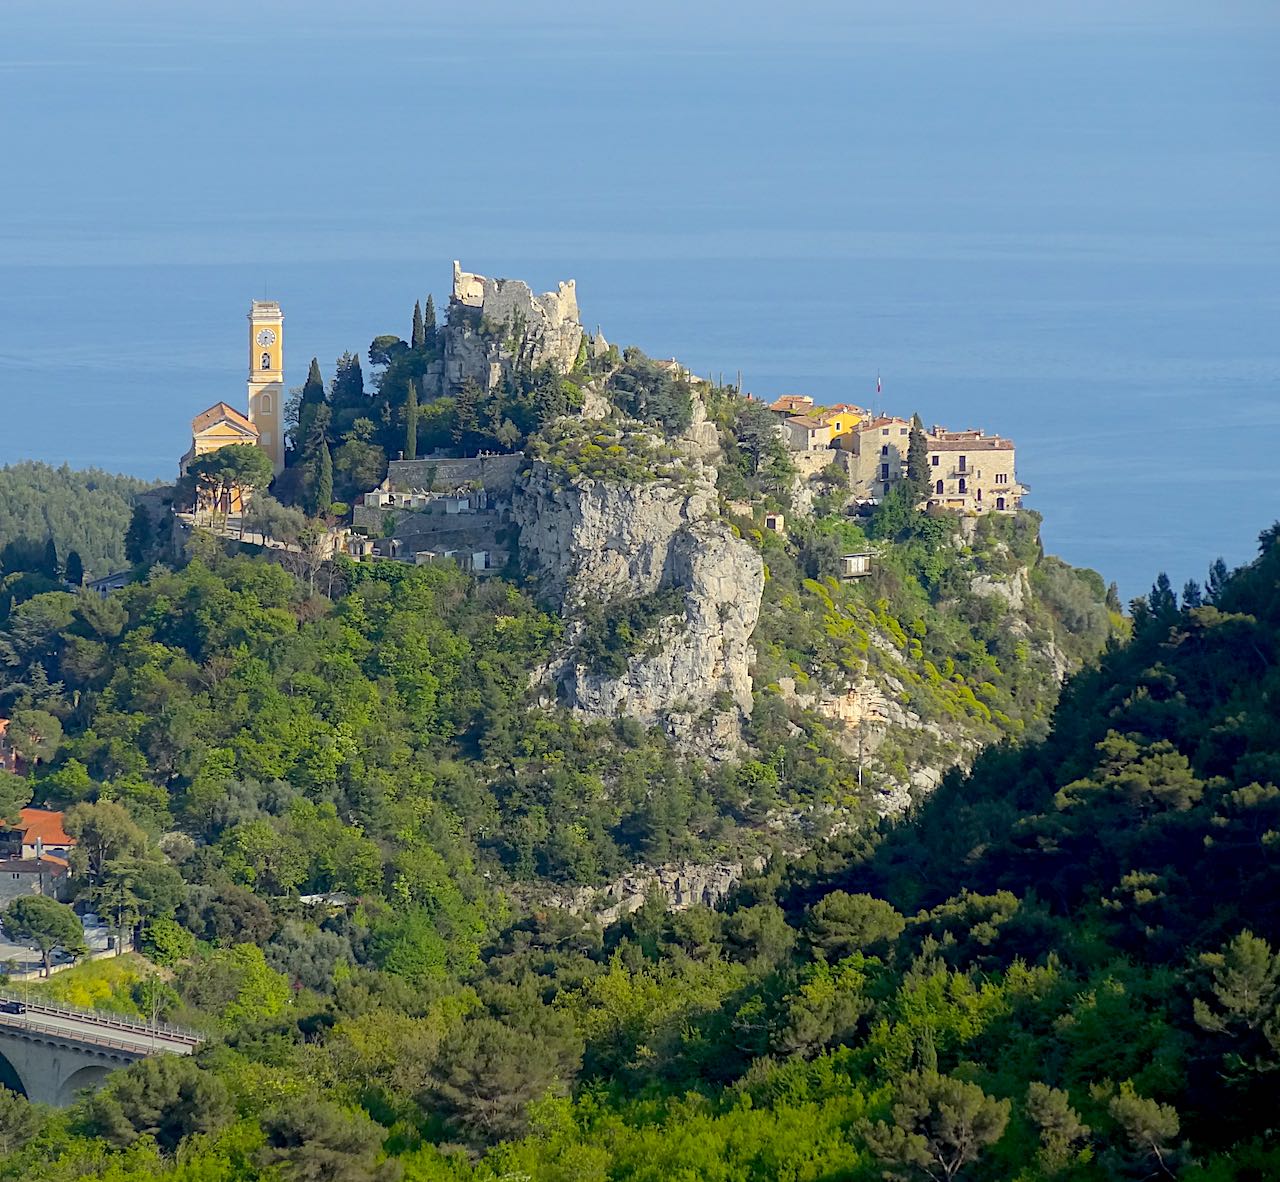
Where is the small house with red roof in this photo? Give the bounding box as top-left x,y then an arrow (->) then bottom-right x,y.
1,808 -> 76,861
0,809 -> 75,904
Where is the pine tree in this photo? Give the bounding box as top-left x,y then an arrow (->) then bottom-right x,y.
1206,557 -> 1229,604
412,301 -> 425,350
330,352 -> 365,415
64,550 -> 84,586
1149,572 -> 1178,621
404,379 -> 419,460
424,294 -> 437,348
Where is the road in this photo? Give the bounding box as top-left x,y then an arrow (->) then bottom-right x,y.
0,917 -> 115,975
0,1001 -> 199,1055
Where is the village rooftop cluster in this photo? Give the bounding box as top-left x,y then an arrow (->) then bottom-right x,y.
766,393 -> 1025,514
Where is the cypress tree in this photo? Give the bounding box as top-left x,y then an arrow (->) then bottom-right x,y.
64,550 -> 84,586
40,537 -> 59,579
907,413 -> 929,503
124,505 -> 153,565
301,357 -> 325,406
315,439 -> 333,517
294,358 -> 327,462
424,294 -> 437,348
412,301 -> 425,350
452,379 -> 480,449
405,379 -> 419,460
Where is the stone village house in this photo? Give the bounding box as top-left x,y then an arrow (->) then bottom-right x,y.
0,809 -> 77,904
777,404 -> 1025,514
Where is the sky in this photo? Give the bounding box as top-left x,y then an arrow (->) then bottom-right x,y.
0,0 -> 1277,596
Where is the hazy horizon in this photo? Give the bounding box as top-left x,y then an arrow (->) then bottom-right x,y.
2,0 -> 1277,597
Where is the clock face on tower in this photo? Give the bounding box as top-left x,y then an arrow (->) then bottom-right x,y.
255,328 -> 277,347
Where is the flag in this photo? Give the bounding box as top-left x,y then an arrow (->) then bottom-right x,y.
876,373 -> 882,396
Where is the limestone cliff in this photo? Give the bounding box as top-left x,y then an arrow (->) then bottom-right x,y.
514,455 -> 763,747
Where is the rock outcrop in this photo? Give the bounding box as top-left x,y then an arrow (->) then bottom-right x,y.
515,457 -> 763,746
535,858 -> 768,926
442,261 -> 583,394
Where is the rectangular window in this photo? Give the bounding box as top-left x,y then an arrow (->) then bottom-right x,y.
880,463 -> 890,480
881,428 -> 889,436
882,482 -> 890,495
899,427 -> 908,435
958,456 -> 967,472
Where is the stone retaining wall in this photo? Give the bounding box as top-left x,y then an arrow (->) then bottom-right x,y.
387,454 -> 523,493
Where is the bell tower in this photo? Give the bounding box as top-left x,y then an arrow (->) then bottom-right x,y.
247,300 -> 285,475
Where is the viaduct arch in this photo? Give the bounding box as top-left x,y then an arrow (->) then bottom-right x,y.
0,1000 -> 201,1106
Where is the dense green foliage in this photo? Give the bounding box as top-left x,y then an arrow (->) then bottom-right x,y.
0,462 -> 151,580
576,588 -> 688,677
0,527 -> 1275,1178
2,327 -> 1267,1180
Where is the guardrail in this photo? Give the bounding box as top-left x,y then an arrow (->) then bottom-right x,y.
0,1010 -> 197,1056
0,990 -> 204,1045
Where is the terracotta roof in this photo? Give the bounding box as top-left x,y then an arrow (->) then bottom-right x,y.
0,719 -> 8,739
16,808 -> 74,847
786,415 -> 828,430
769,395 -> 814,412
191,402 -> 258,436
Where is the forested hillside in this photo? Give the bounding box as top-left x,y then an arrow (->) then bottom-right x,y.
0,520 -> 1275,1179
0,462 -> 151,579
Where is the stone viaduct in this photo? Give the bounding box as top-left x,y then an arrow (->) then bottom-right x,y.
0,997 -> 201,1106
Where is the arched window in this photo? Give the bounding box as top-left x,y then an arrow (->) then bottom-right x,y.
958,477 -> 967,493
260,393 -> 272,414
261,351 -> 271,370
996,496 -> 1006,510
935,480 -> 944,495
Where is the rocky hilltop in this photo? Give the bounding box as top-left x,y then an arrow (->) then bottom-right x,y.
432,260 -> 584,395
357,262 -> 1115,864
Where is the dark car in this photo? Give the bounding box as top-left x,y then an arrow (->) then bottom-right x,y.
0,1000 -> 26,1015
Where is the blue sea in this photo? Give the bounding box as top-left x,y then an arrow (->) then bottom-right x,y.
1,0 -> 1276,598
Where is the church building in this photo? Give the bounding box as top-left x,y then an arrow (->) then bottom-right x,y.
180,300 -> 286,510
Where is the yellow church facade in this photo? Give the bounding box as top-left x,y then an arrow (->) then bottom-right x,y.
179,402 -> 260,513
180,300 -> 287,513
